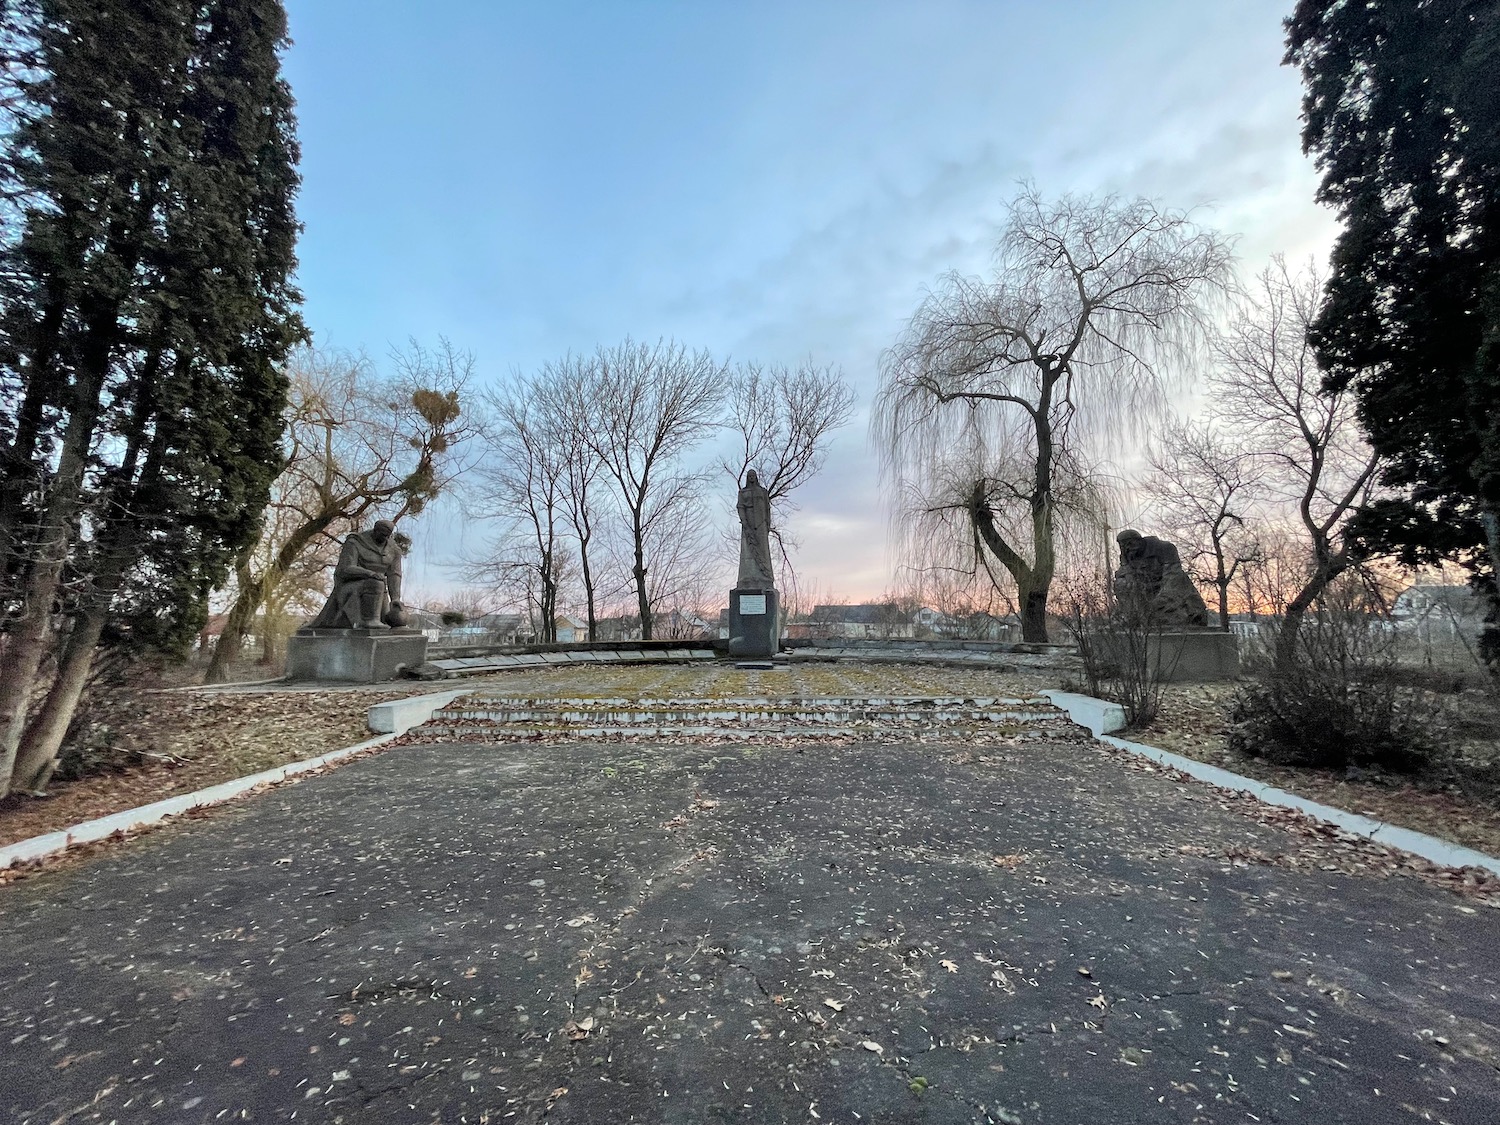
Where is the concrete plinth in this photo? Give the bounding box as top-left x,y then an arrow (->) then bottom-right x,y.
727,587 -> 780,659
286,628 -> 428,683
1099,629 -> 1239,682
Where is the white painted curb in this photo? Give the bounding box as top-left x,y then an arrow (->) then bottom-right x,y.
1048,691 -> 1500,877
1041,690 -> 1127,735
367,689 -> 470,735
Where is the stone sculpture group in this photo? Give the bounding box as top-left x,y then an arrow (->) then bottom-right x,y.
288,520 -> 427,682
307,519 -> 409,630
1112,529 -> 1210,628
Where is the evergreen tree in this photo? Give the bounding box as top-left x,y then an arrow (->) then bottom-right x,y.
0,0 -> 303,795
1286,0 -> 1500,655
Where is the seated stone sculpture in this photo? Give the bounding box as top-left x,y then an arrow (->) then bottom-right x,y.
305,520 -> 410,630
1112,529 -> 1210,628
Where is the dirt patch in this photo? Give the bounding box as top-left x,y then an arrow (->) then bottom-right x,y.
1131,683 -> 1500,858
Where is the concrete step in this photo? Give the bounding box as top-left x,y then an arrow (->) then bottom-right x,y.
405,694 -> 1067,743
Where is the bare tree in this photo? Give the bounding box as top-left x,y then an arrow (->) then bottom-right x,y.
470,377 -> 570,644
1211,258 -> 1381,668
204,342 -> 473,683
873,187 -> 1233,641
534,355 -> 611,641
722,360 -> 855,556
574,339 -> 727,640
1142,419 -> 1263,630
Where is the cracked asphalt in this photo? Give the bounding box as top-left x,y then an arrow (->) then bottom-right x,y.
2,716 -> 1498,1124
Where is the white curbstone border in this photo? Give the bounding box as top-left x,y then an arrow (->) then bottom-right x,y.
1046,690 -> 1500,877
0,688 -> 471,871
1040,690 -> 1127,736
367,689 -> 470,735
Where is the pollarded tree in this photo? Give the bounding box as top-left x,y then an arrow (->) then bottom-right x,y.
1142,419 -> 1263,630
1286,0 -> 1500,654
873,187 -> 1233,641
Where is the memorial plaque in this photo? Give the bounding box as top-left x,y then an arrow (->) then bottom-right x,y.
739,594 -> 767,615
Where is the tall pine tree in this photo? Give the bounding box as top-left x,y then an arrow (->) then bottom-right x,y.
1286,0 -> 1500,659
0,0 -> 303,795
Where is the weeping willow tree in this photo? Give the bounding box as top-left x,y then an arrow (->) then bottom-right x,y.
873,188 -> 1233,642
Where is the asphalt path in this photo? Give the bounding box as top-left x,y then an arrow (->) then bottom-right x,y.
2,721 -> 1498,1124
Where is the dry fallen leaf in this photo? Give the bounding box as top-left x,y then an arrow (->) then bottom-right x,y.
861,1040 -> 883,1054
822,998 -> 845,1012
1087,994 -> 1108,1010
1077,966 -> 1092,978
939,959 -> 958,973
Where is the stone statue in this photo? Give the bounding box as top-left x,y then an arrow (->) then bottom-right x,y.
736,469 -> 775,590
307,519 -> 410,630
1112,529 -> 1209,628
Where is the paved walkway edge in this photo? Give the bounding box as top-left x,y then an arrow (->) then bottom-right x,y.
1043,688 -> 1500,877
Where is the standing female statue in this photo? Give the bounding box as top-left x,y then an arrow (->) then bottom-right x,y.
736,470 -> 775,590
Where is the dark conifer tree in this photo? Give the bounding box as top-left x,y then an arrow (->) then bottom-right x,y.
0,0 -> 303,794
1286,1 -> 1500,658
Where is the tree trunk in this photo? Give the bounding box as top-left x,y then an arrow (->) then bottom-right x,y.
633,524 -> 651,640
578,536 -> 597,642
1019,585 -> 1049,643
1273,559 -> 1344,671
205,547 -> 260,683
11,599 -> 108,794
0,400 -> 102,796
206,516 -> 336,683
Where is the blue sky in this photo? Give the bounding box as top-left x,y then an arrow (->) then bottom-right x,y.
282,0 -> 1338,603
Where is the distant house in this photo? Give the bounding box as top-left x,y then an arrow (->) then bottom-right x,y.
910,606 -> 952,635
1392,584 -> 1485,645
554,616 -> 582,644
808,603 -> 914,640
655,609 -> 715,641
946,611 -> 1020,642
594,615 -> 643,642
437,612 -> 527,647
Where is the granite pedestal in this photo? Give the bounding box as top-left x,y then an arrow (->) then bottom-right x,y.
1098,628 -> 1239,682
727,587 -> 779,659
286,628 -> 428,683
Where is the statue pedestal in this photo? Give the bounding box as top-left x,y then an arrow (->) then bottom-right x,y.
286,628 -> 428,683
727,587 -> 779,659
1098,629 -> 1239,682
